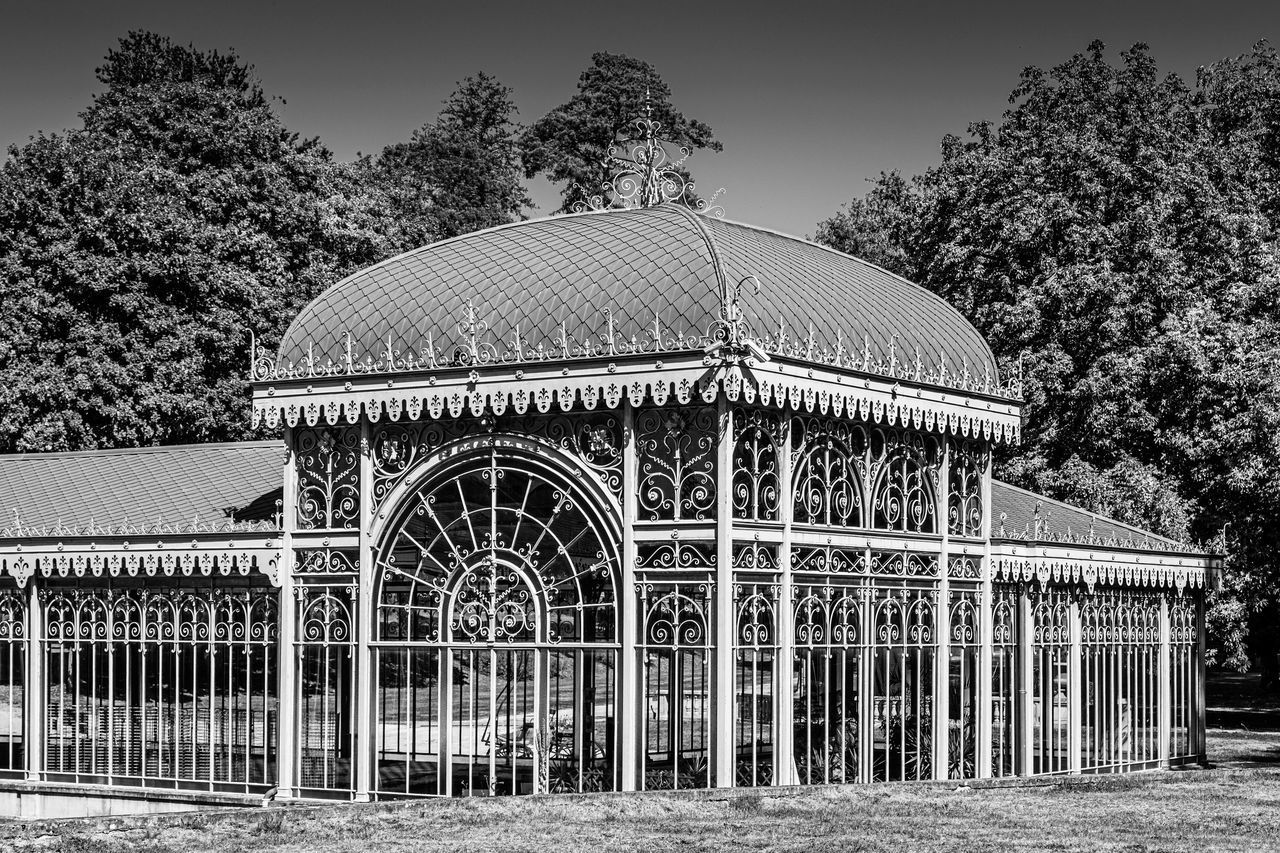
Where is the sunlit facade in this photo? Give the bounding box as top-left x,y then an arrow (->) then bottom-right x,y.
0,186 -> 1214,808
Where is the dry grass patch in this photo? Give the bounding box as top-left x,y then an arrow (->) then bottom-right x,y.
7,730 -> 1280,853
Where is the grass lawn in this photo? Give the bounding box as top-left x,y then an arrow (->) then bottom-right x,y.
3,729 -> 1274,853
8,671 -> 1280,853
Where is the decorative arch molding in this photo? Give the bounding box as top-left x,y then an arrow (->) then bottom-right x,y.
368,431 -> 623,548
371,434 -> 624,646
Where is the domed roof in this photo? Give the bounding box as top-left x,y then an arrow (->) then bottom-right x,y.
277,204 -> 997,382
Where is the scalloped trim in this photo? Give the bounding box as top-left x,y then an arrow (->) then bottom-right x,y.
253,370 -> 1021,445
994,555 -> 1206,593
2,547 -> 283,587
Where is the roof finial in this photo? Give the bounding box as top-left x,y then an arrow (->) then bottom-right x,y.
573,96 -> 723,216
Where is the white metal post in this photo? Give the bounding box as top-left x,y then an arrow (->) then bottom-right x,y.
1195,592 -> 1207,762
23,578 -> 44,781
354,420 -> 374,801
1068,593 -> 1082,773
775,414 -> 795,785
619,400 -> 639,791
1018,588 -> 1034,775
976,449 -> 994,778
934,442 -> 951,780
276,430 -> 298,798
859,568 -> 874,783
1158,593 -> 1171,768
714,398 -> 735,788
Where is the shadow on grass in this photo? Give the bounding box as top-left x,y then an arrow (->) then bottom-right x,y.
1207,728 -> 1280,769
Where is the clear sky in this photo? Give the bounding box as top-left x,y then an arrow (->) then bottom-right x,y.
1,0 -> 1277,237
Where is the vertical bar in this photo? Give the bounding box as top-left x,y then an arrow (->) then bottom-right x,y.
858,579 -> 873,783
977,450 -> 994,778
354,420 -> 374,800
934,442 -> 951,780
1158,594 -> 1171,767
1068,593 -> 1082,774
1018,588 -> 1033,775
619,400 -> 638,791
775,414 -> 795,785
714,399 -> 734,788
24,580 -> 43,781
438,648 -> 452,797
277,429 -> 299,798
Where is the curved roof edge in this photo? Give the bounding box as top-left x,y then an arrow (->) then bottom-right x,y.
260,205 -> 1020,403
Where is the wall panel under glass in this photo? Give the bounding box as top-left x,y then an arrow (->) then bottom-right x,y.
295,584 -> 355,796
793,578 -> 862,784
0,588 -> 24,775
1170,595 -> 1199,761
41,582 -> 277,791
990,583 -> 1020,777
638,582 -> 713,791
1081,589 -> 1161,772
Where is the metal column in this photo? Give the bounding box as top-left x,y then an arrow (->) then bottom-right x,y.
714,398 -> 735,788
619,400 -> 639,791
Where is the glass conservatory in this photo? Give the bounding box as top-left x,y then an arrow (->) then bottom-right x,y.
0,126 -> 1216,808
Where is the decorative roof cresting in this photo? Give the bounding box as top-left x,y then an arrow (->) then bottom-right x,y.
572,93 -> 725,217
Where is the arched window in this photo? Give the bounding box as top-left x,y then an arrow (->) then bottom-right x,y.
372,442 -> 620,798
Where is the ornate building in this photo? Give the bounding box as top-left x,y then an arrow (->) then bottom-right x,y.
0,120 -> 1215,811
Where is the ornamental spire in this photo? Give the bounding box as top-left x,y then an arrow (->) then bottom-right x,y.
575,96 -> 724,216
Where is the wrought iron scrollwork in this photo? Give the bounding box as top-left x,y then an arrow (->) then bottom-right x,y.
871,551 -> 938,578
637,540 -> 716,571
732,408 -> 782,521
791,546 -> 866,575
869,428 -> 940,533
792,416 -> 867,527
299,588 -> 354,645
640,583 -> 711,647
948,440 -> 987,537
793,582 -> 862,647
874,591 -> 936,647
734,584 -> 778,647
732,541 -> 778,572
376,446 -> 619,646
949,593 -> 979,645
573,102 -> 723,216
947,556 -> 981,580
0,590 -> 25,641
371,413 -> 624,512
297,427 -> 361,529
636,406 -> 718,521
296,549 -> 359,575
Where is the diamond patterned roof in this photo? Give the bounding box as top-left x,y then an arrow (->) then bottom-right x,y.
278,205 -> 997,377
0,441 -> 283,531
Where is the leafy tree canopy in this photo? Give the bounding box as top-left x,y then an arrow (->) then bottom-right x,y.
0,32 -> 403,452
817,40 -> 1280,670
374,72 -> 531,242
0,33 -> 550,453
521,52 -> 721,212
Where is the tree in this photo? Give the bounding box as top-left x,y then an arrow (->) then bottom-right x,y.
521,52 -> 721,212
817,41 -> 1280,672
374,72 -> 530,242
0,32 -> 401,452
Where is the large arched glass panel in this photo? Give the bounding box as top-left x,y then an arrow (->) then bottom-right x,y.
373,445 -> 619,797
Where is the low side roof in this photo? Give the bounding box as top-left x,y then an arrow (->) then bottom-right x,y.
991,479 -> 1188,550
0,442 -> 1196,552
0,441 -> 283,534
